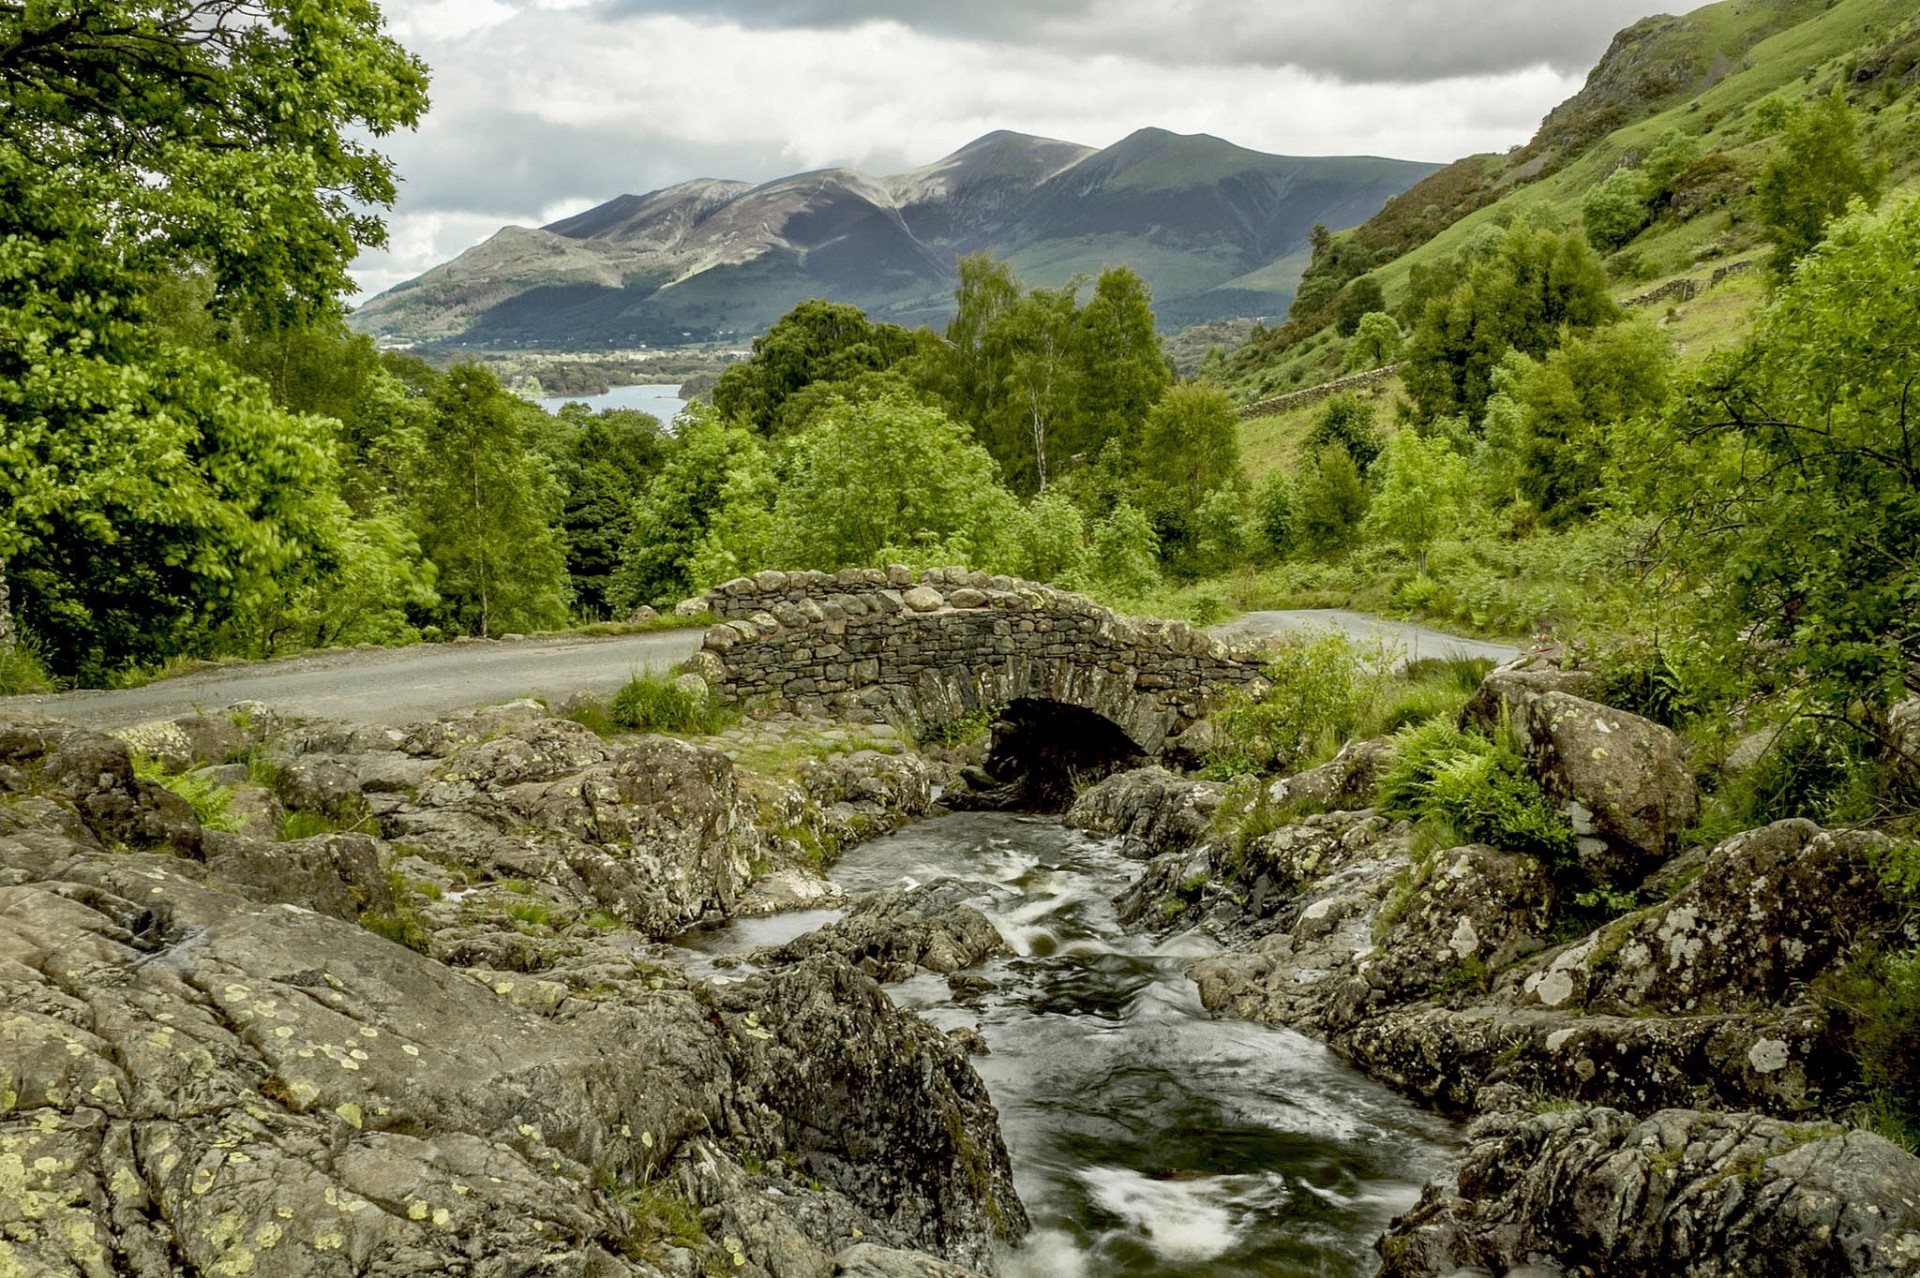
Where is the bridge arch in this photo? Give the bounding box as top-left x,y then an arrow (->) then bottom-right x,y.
692,567 -> 1266,759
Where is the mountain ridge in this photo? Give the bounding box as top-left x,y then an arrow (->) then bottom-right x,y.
350,128 -> 1439,349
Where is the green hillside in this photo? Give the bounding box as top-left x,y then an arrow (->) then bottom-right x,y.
1214,0 -> 1920,401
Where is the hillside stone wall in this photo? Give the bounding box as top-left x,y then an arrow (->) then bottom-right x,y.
695,567 -> 1267,752
1236,363 -> 1400,420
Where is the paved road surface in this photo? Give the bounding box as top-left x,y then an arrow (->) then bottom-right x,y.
0,610 -> 1516,731
1211,609 -> 1522,667
0,630 -> 705,730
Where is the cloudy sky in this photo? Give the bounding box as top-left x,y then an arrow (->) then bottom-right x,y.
351,0 -> 1678,304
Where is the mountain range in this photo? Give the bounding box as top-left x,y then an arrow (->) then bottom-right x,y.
349,128 -> 1439,349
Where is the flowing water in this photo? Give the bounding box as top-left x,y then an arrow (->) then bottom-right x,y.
680,812 -> 1455,1276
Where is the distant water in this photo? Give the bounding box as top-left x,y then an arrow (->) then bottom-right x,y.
534,382 -> 686,425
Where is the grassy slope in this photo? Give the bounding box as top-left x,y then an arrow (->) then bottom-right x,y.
1218,0 -> 1920,400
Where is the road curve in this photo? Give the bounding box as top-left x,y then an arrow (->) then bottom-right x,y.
0,609 -> 1516,732
0,630 -> 705,731
1209,609 -> 1522,667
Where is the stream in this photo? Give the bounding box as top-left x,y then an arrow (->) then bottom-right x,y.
680,812 -> 1455,1276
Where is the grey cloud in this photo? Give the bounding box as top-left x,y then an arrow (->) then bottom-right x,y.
594,0 -> 1668,82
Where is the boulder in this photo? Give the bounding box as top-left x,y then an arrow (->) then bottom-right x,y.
757,883 -> 1007,980
1475,686 -> 1697,884
201,830 -> 395,921
1379,1106 -> 1920,1278
1065,766 -> 1224,860
0,718 -> 201,855
1265,735 -> 1394,812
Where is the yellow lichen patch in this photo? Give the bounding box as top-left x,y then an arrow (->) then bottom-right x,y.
401,1045 -> 419,1057
312,1228 -> 345,1251
334,1104 -> 363,1130
209,1247 -> 255,1275
407,1200 -> 429,1221
431,1207 -> 451,1228
253,1221 -> 282,1250
108,1165 -> 146,1201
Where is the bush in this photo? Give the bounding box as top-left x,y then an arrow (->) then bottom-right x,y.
1205,629 -> 1385,776
0,638 -> 53,696
1377,716 -> 1576,862
609,673 -> 731,735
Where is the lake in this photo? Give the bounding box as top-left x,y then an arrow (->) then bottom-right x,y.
533,382 -> 688,425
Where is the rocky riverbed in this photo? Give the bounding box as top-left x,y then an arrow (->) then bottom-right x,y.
7,650 -> 1920,1275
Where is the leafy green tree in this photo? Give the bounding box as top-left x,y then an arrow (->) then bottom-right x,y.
1511,321 -> 1671,525
1335,276 -> 1387,336
615,404 -> 768,608
1755,93 -> 1886,276
1364,430 -> 1471,571
411,366 -> 569,637
1647,197 -> 1920,718
687,436 -> 786,593
934,253 -> 1024,443
0,0 -> 427,675
1297,444 -> 1370,554
1582,167 -> 1652,251
1074,267 -> 1174,461
1134,385 -> 1244,517
998,286 -> 1085,493
712,300 -> 925,434
1086,502 -> 1162,600
1006,492 -> 1091,586
1402,222 -> 1620,422
779,393 -> 1018,571
537,405 -> 669,617
1305,396 -> 1384,473
1190,486 -> 1254,577
1255,471 -> 1299,561
1344,311 -> 1403,372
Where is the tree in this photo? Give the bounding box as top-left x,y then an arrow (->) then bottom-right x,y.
615,404 -> 768,608
1511,321 -> 1671,525
1365,430 -> 1471,571
1648,197 -> 1920,717
1006,492 -> 1090,586
779,393 -> 1018,570
1344,311 -> 1403,372
711,300 -> 924,434
1402,222 -> 1620,422
411,366 -> 569,638
1256,471 -> 1299,561
1297,445 -> 1370,554
1074,267 -> 1173,461
538,405 -> 669,617
1582,167 -> 1652,252
0,0 -> 428,675
998,286 -> 1084,493
1086,502 -> 1161,600
1134,385 -> 1244,519
1755,93 -> 1885,276
1335,276 -> 1387,336
1305,396 -> 1384,473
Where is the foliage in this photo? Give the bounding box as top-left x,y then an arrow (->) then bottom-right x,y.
1365,429 -> 1471,570
410,366 -> 570,638
0,0 -> 429,681
1583,167 -> 1654,251
1254,471 -> 1298,561
712,300 -> 925,435
609,673 -> 732,736
778,392 -> 1018,572
1132,384 -> 1245,570
615,405 -> 770,608
1401,222 -> 1621,422
1376,717 -> 1577,862
1755,93 -> 1885,276
1830,939 -> 1920,1150
1645,197 -> 1920,718
1508,320 -> 1672,526
0,631 -> 53,695
1304,396 -> 1383,472
538,404 -> 669,617
1334,276 -> 1387,336
1005,492 -> 1090,586
1343,311 -> 1403,372
1085,502 -> 1162,601
930,257 -> 1170,496
1205,629 -> 1386,776
1296,444 -> 1371,554
131,754 -> 241,833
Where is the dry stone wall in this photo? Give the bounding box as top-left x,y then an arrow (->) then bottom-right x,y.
694,567 -> 1267,752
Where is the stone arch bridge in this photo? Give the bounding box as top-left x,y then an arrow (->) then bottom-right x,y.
691,567 -> 1267,760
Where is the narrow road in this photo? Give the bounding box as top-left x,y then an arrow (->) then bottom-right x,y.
0,610 -> 1515,732
0,630 -> 704,731
1209,609 -> 1522,667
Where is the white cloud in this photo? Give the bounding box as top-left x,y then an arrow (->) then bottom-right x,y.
350,0 -> 1665,303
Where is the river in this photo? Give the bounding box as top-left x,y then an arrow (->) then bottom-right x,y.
681,812 -> 1455,1275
